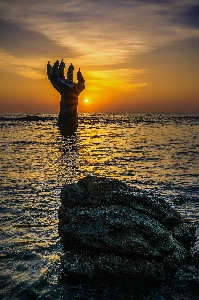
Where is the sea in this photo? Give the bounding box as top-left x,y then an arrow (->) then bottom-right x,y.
0,113 -> 199,299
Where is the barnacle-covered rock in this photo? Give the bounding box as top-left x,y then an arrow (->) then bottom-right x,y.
58,176 -> 196,290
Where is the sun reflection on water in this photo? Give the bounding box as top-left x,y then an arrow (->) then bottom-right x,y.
0,113 -> 199,298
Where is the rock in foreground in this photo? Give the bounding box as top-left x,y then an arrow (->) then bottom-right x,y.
58,176 -> 196,292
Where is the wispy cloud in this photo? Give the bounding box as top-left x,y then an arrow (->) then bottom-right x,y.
0,0 -> 199,82
86,69 -> 148,91
1,0 -> 199,69
0,47 -> 46,79
174,4 -> 199,29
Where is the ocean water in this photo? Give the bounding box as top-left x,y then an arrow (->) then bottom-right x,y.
0,113 -> 199,299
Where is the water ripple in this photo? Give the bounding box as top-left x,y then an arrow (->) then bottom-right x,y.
0,113 -> 199,299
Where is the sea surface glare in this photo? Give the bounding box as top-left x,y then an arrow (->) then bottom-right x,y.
0,113 -> 199,299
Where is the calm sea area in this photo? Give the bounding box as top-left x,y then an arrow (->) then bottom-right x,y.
0,113 -> 199,299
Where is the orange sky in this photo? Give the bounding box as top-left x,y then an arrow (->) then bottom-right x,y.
0,0 -> 199,114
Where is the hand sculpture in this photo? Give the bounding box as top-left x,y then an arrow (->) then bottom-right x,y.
47,60 -> 85,136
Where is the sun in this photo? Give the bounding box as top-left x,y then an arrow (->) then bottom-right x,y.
84,99 -> 89,103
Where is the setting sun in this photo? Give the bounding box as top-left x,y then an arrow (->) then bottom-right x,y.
84,99 -> 89,103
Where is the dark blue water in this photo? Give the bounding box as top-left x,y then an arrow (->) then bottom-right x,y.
0,113 -> 199,299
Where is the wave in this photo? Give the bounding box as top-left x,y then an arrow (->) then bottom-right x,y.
0,114 -> 56,122
1,113 -> 199,126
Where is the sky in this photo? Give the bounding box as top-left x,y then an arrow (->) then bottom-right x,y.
0,0 -> 199,114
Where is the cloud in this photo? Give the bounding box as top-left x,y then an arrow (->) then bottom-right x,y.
0,47 -> 46,79
176,4 -> 199,29
87,69 -> 148,91
0,19 -> 78,57
0,0 -> 199,77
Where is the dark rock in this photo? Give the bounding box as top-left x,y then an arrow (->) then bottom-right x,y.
58,176 -> 196,292
173,195 -> 188,205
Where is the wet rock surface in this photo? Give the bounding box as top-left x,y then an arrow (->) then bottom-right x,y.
58,176 -> 199,298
